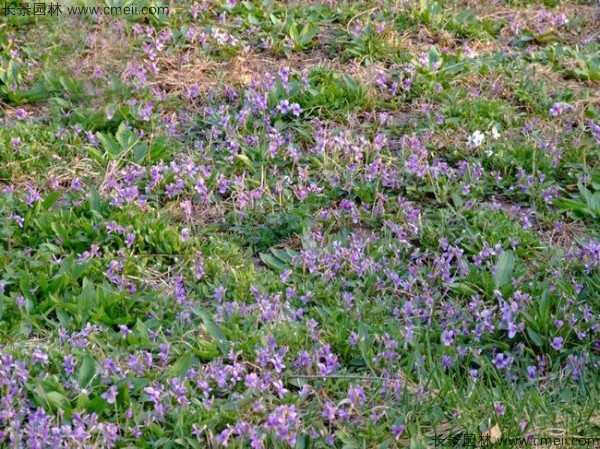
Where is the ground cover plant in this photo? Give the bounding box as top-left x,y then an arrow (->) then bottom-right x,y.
0,0 -> 599,447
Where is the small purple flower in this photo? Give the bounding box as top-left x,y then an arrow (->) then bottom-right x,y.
550,337 -> 564,351
392,424 -> 405,439
15,108 -> 28,120
322,401 -> 338,421
264,404 -> 300,447
9,214 -> 24,228
63,354 -> 76,377
492,353 -> 509,369
276,99 -> 290,114
125,233 -> 135,248
442,355 -> 452,370
194,252 -> 205,280
441,329 -> 454,346
102,385 -> 118,404
71,178 -> 83,191
527,365 -> 537,380
494,402 -> 505,416
137,101 -> 153,121
180,228 -> 190,242
290,103 -> 303,117
348,332 -> 359,347
347,385 -> 366,407
214,285 -> 226,302
119,325 -> 132,339
32,348 -> 49,366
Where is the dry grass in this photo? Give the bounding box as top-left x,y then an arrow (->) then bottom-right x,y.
152,48 -> 366,93
537,220 -> 588,254
60,16 -> 133,81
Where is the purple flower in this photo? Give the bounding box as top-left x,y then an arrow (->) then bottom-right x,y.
180,228 -> 190,242
215,285 -> 226,302
119,325 -> 132,339
63,354 -> 76,377
494,402 -> 505,416
9,214 -> 24,228
322,401 -> 338,421
527,365 -> 537,380
549,103 -> 565,116
347,385 -> 366,407
15,108 -> 29,120
290,103 -> 303,117
392,424 -> 406,439
442,355 -> 452,370
264,405 -> 300,447
441,329 -> 454,346
125,233 -> 135,248
32,348 -> 49,366
276,99 -> 290,114
550,337 -> 564,351
102,385 -> 118,404
492,353 -> 509,369
71,178 -> 83,191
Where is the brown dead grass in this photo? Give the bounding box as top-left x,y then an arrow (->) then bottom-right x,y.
538,220 -> 587,254
152,52 -> 300,94
151,48 -> 389,101
62,16 -> 133,81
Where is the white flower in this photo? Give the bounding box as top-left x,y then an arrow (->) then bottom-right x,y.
467,130 -> 485,148
491,126 -> 500,140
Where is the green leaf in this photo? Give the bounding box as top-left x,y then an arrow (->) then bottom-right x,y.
77,280 -> 96,324
299,24 -> 318,46
447,282 -> 477,296
194,309 -> 228,344
96,132 -> 120,157
115,122 -> 136,149
259,253 -> 288,271
271,248 -> 293,263
493,251 -> 515,290
117,381 -> 131,408
46,391 -> 72,413
167,352 -> 197,379
42,191 -> 61,210
527,327 -> 543,347
236,153 -> 254,170
289,22 -> 300,43
88,187 -> 101,214
78,355 -> 96,388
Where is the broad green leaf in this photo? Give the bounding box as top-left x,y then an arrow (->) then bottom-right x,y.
166,352 -> 196,379
194,309 -> 228,343
88,187 -> 101,214
259,253 -> 288,271
42,191 -> 61,210
78,355 -> 96,388
96,132 -> 120,157
46,391 -> 72,413
527,327 -> 543,347
494,251 -> 515,290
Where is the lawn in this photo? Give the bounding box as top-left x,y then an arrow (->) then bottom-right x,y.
0,0 -> 599,448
